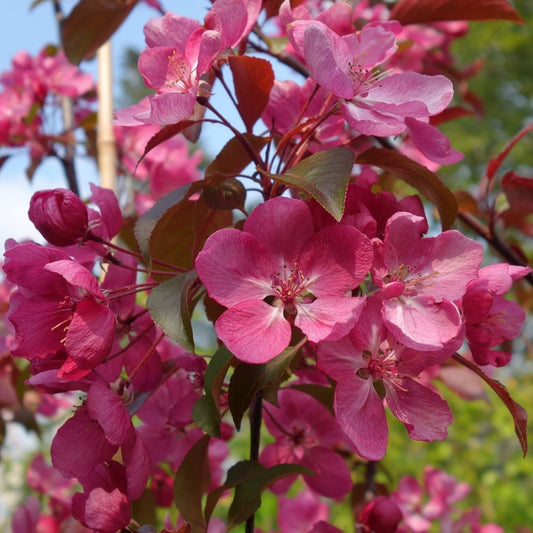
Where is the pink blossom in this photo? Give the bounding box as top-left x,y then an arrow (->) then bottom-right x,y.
261,389 -> 352,499
372,211 -> 483,350
461,263 -> 530,367
285,19 -> 461,163
278,489 -> 336,533
195,196 -> 372,363
358,496 -> 403,533
115,0 -> 261,126
51,380 -> 150,507
4,242 -> 116,379
317,296 -> 456,460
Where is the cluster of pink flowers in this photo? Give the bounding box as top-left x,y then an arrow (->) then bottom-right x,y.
0,47 -> 95,171
1,0 -> 530,531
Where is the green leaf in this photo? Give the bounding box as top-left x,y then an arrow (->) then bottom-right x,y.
205,346 -> 234,406
134,185 -> 194,264
259,147 -> 354,221
192,395 -> 220,438
61,0 -> 139,64
355,147 -> 458,230
226,461 -> 313,529
228,56 -> 275,132
228,346 -> 297,430
146,272 -> 197,353
174,435 -> 210,533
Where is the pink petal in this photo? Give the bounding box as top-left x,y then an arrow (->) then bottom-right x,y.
65,300 -> 115,370
147,91 -> 197,125
334,378 -> 388,461
51,407 -> 117,478
382,295 -> 463,350
302,23 -> 355,100
195,229 -> 274,307
386,378 -> 452,441
295,296 -> 365,343
86,381 -> 135,446
405,117 -> 463,164
244,196 -> 314,264
215,301 -> 290,363
301,446 -> 352,499
122,435 -> 151,500
81,488 -> 131,531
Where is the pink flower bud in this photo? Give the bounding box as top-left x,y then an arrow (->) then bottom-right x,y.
29,189 -> 88,246
359,496 -> 403,533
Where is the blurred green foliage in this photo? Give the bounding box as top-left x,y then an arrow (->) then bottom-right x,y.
441,0 -> 533,186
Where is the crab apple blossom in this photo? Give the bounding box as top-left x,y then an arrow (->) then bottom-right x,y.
261,388 -> 352,499
461,263 -> 531,367
285,18 -> 462,164
195,196 -> 372,363
372,211 -> 483,350
317,295 -> 458,460
358,496 -> 404,533
3,242 -> 115,379
114,0 -> 261,126
51,380 -> 150,500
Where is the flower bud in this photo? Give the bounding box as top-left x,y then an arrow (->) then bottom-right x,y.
359,496 -> 403,533
29,189 -> 88,246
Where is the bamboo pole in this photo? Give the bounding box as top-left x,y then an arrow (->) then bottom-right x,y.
97,41 -> 117,192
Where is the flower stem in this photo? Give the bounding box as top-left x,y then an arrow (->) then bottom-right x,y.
245,390 -> 263,533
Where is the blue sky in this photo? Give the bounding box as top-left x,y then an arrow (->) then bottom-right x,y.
0,1 -> 213,244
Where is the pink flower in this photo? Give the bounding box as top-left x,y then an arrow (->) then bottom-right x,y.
4,242 -> 116,379
261,389 -> 352,499
278,489 -> 337,533
462,263 -> 530,367
372,211 -> 483,350
195,196 -> 372,363
317,296 -> 456,460
285,20 -> 462,163
51,381 -> 150,502
114,0 -> 261,126
358,496 -> 403,533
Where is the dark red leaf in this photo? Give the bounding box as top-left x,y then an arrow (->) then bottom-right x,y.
452,353 -> 528,456
390,0 -> 524,25
486,123 -> 533,182
61,0 -> 139,64
228,56 -> 274,132
355,147 -> 457,230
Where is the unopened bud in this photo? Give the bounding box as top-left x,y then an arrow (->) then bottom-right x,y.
29,188 -> 89,246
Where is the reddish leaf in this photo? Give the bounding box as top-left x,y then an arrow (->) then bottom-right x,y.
61,0 -> 139,64
228,56 -> 275,132
174,435 -> 210,533
486,123 -> 533,182
205,134 -> 268,180
146,194 -> 232,273
452,353 -> 528,456
429,106 -> 475,127
356,147 -> 457,230
501,171 -> 533,213
390,0 -> 524,24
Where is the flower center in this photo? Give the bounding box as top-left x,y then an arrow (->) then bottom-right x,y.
357,344 -> 407,392
383,264 -> 439,296
270,263 -> 313,305
348,62 -> 389,96
165,50 -> 193,93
